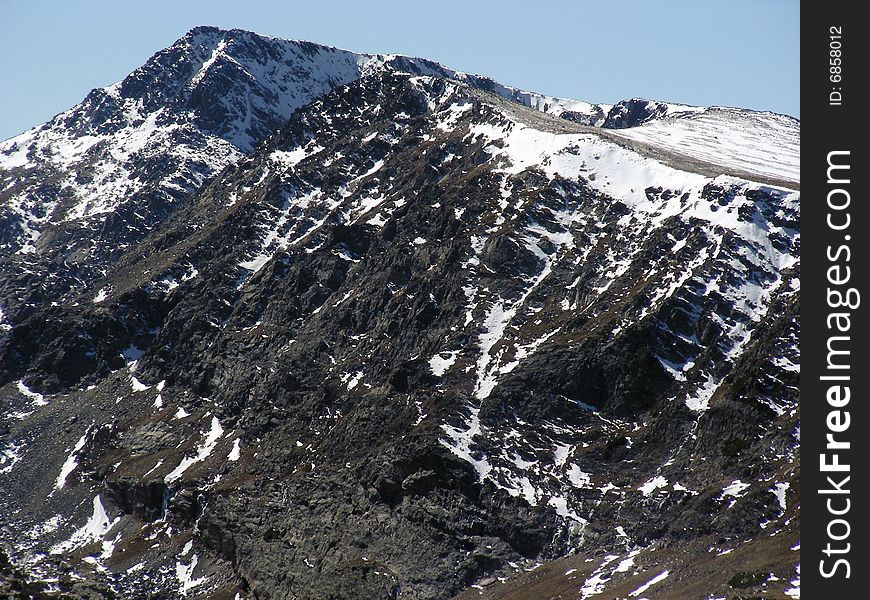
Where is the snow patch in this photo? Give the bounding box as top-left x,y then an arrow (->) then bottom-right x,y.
638,475 -> 668,496
165,417 -> 224,483
721,479 -> 750,498
567,464 -> 591,488
51,495 -> 119,554
176,554 -> 207,596
614,550 -> 641,573
784,562 -> 800,598
548,495 -> 586,523
269,143 -> 324,169
429,351 -> 459,376
56,430 -> 90,489
440,407 -> 491,480
629,570 -> 670,597
553,444 -> 572,467
17,380 -> 47,406
228,438 -> 241,461
131,376 -> 151,392
773,481 -> 789,512
0,441 -> 25,474
579,554 -> 620,599
340,370 -> 364,390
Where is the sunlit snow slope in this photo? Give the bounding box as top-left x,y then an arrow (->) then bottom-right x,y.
607,107 -> 799,186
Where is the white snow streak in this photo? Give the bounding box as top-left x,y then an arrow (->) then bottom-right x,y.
51,495 -> 119,554
56,430 -> 89,489
17,380 -> 47,406
629,569 -> 670,597
165,417 -> 224,483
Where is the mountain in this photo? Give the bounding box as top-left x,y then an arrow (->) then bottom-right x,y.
0,27 -> 799,600
0,25 -> 616,330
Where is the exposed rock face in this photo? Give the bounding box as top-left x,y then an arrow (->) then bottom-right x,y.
601,98 -> 673,129
0,28 -> 799,600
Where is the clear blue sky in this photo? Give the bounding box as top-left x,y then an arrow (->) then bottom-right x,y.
0,0 -> 799,140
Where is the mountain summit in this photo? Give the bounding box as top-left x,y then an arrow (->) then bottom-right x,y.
1,27 -> 799,599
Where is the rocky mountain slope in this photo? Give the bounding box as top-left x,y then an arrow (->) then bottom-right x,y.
0,25 -> 617,330
0,27 -> 799,599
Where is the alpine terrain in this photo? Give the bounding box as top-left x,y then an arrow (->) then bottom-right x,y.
0,27 -> 799,599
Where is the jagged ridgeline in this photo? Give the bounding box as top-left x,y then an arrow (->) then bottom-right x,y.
0,26 -> 799,600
